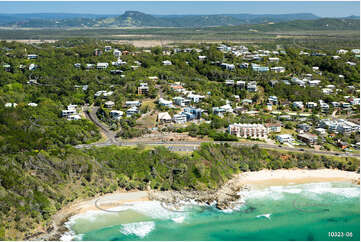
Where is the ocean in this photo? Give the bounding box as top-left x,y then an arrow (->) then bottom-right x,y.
62,182 -> 360,241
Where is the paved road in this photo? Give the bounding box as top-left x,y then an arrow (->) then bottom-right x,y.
84,106 -> 116,144
75,140 -> 359,158
78,106 -> 359,158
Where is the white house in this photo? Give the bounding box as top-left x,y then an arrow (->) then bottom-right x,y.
162,60 -> 172,66
104,101 -> 115,108
187,93 -> 205,103
28,102 -> 38,107
268,57 -> 279,62
276,134 -> 294,143
157,112 -> 172,123
113,49 -> 122,57
4,103 -> 17,108
158,98 -> 173,107
293,101 -> 304,109
270,66 -> 285,73
306,102 -> 318,109
173,114 -> 187,124
27,54 -> 38,59
126,106 -> 139,117
337,49 -> 348,54
308,80 -> 321,87
125,101 -> 141,107
110,110 -> 124,120
67,114 -> 81,121
97,63 -> 109,69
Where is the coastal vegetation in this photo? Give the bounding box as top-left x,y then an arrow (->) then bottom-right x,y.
0,144 -> 359,240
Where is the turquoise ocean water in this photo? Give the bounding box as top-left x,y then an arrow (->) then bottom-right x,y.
63,182 -> 360,241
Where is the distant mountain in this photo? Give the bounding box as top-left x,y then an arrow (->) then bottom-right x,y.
0,13 -> 111,25
1,11 -> 358,29
0,11 -> 323,28
216,18 -> 360,32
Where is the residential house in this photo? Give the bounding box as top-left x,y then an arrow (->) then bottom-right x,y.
306,102 -> 318,109
221,63 -> 235,70
337,49 -> 348,54
158,98 -> 173,108
292,101 -> 304,109
270,67 -> 285,73
110,110 -> 124,120
212,107 -> 225,116
4,103 -> 17,108
29,64 -> 37,71
94,49 -> 103,56
67,114 -> 81,121
113,49 -> 122,57
125,100 -> 141,107
173,97 -> 191,107
269,80 -> 279,87
308,80 -> 321,87
138,83 -> 149,95
268,57 -> 279,62
331,102 -> 340,108
297,133 -> 318,145
148,76 -> 159,82
157,112 -> 172,123
220,103 -> 233,113
225,79 -> 235,86
297,123 -> 311,132
241,99 -> 253,105
268,96 -> 278,105
315,128 -> 327,135
86,64 -> 95,69
187,93 -> 205,103
110,70 -> 123,75
171,84 -> 186,93
276,134 -> 294,143
320,103 -> 330,112
162,60 -> 172,66
247,81 -> 257,92
27,54 -> 38,59
95,90 -> 113,98
184,107 -> 203,119
126,106 -> 139,117
251,63 -> 269,72
104,46 -> 112,52
104,101 -> 115,108
265,123 -> 281,133
236,80 -> 246,88
173,114 -> 187,124
97,62 -> 109,69
28,103 -> 38,107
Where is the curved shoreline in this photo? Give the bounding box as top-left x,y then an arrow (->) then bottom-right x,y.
31,168 -> 360,241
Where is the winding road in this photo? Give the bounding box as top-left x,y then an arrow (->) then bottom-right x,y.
77,106 -> 359,158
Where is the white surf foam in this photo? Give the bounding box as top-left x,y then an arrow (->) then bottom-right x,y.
119,221 -> 155,238
241,182 -> 359,202
172,216 -> 185,223
256,213 -> 272,220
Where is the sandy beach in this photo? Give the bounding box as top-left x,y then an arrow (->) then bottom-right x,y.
32,168 -> 359,240
234,168 -> 360,188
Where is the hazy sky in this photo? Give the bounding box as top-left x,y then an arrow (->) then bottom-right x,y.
0,1 -> 359,17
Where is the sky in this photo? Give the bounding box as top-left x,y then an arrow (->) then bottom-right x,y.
0,1 -> 359,17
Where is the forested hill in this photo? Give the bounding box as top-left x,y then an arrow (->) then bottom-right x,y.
1,11 -> 359,30
0,11 -> 326,28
